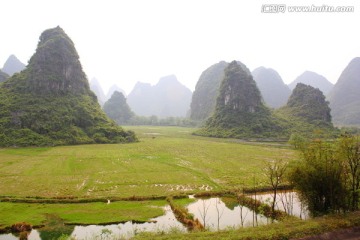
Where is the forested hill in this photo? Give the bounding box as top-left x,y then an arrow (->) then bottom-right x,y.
190,61 -> 251,121
0,26 -> 136,146
195,61 -> 284,138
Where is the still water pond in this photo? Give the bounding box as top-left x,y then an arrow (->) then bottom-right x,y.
187,196 -> 269,230
0,195 -> 282,239
253,191 -> 309,219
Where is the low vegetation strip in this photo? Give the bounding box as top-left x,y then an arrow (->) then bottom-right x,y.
166,196 -> 204,231
134,211 -> 360,240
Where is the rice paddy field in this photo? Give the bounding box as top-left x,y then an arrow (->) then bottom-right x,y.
0,126 -> 299,233
0,126 -> 296,199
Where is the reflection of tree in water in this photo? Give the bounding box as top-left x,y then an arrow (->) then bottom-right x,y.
198,199 -> 210,229
38,214 -> 75,240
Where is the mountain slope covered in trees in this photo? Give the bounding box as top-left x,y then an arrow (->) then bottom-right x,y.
0,26 -> 136,146
195,61 -> 284,138
276,83 -> 335,137
103,91 -> 134,125
190,61 -> 251,121
0,70 -> 8,83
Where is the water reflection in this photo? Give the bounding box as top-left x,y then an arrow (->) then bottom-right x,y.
71,205 -> 186,239
252,191 -> 309,219
0,230 -> 41,240
186,197 -> 269,230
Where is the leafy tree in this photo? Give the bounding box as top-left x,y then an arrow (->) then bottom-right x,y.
338,135 -> 360,210
288,133 -> 307,150
289,140 -> 346,215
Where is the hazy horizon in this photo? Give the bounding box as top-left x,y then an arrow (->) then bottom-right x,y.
1,0 -> 359,94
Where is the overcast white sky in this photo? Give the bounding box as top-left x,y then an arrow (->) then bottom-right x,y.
1,0 -> 359,94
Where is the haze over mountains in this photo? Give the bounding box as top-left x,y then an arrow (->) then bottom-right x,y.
127,75 -> 192,118
0,28 -> 358,129
1,54 -> 26,76
328,57 -> 360,126
252,67 -> 291,109
288,71 -> 333,95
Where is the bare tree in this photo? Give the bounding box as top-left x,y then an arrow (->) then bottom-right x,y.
264,159 -> 288,217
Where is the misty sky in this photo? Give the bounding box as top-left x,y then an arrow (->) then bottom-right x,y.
1,0 -> 359,94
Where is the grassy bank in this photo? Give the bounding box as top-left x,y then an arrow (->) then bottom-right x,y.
134,211 -> 360,239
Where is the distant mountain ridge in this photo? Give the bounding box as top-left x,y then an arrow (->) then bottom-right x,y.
90,78 -> 106,106
106,84 -> 126,101
127,75 -> 192,117
252,66 -> 291,108
328,57 -> 360,126
2,54 -> 26,76
289,71 -> 333,95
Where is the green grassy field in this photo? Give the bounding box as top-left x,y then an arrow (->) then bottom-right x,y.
0,126 -> 297,230
0,126 -> 296,199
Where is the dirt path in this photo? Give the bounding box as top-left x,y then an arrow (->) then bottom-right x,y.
295,226 -> 360,240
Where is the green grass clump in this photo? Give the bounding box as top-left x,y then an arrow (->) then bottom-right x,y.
0,200 -> 166,227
